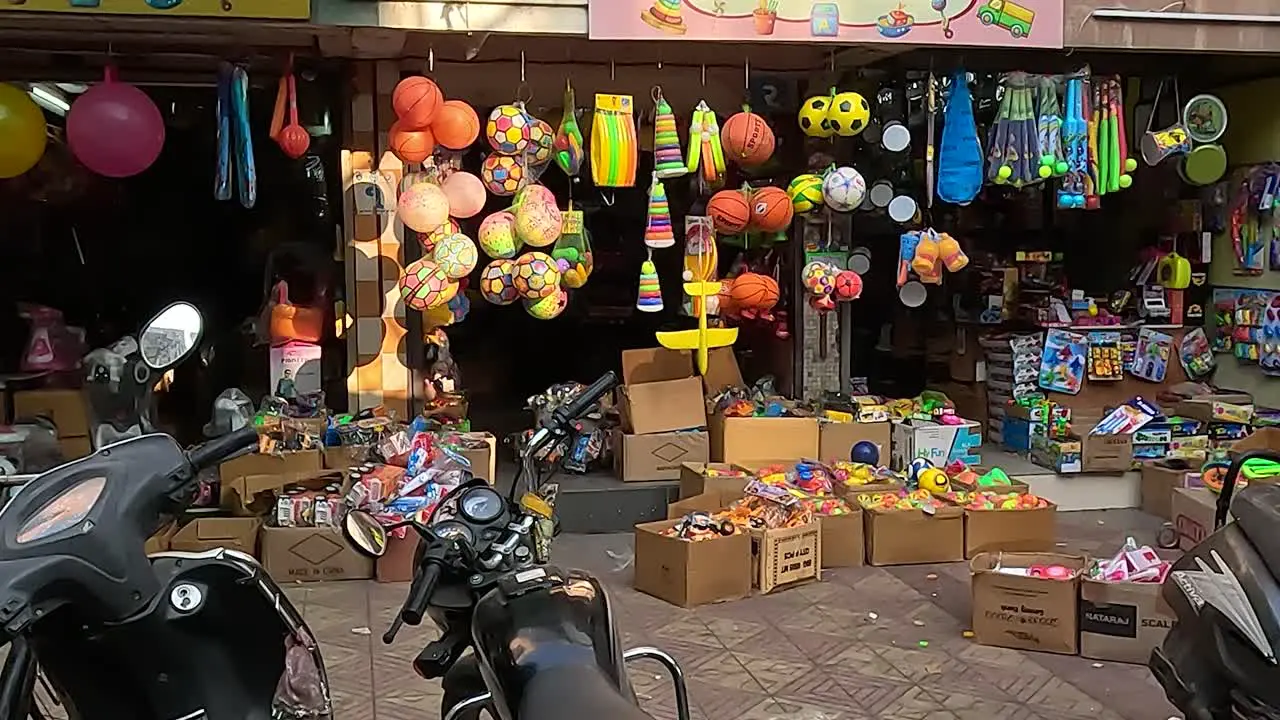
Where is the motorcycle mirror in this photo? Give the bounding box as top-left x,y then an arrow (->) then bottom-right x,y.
343,510 -> 388,558
139,302 -> 204,370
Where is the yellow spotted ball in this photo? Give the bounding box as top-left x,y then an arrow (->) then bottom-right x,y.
525,289 -> 567,319
514,200 -> 562,248
478,211 -> 521,259
511,251 -> 561,300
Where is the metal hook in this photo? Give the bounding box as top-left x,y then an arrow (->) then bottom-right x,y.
428,47 -> 435,73
744,57 -> 750,91
610,59 -> 616,82
520,51 -> 526,83
700,64 -> 706,87
829,49 -> 835,72
601,190 -> 616,206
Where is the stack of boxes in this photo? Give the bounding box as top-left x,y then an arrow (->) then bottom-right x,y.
980,332 -> 1043,445
614,349 -> 710,482
13,388 -> 93,460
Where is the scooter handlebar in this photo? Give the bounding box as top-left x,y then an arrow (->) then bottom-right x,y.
1216,449 -> 1280,531
550,371 -> 619,430
186,427 -> 259,472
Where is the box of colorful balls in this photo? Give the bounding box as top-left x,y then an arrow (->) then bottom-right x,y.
943,489 -> 1057,559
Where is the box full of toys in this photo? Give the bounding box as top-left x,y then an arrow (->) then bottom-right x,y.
1078,538 -> 1176,664
813,392 -> 891,463
942,488 -> 1056,559
887,393 -> 982,471
705,375 -> 819,465
970,551 -> 1087,655
857,458 -> 963,566
1002,396 -> 1071,455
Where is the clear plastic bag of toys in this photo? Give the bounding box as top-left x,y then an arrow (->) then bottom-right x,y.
552,207 -> 593,288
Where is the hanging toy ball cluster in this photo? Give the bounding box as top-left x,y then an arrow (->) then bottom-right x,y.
389,75 -> 481,165
0,83 -> 48,179
479,101 -> 556,197
68,66 -> 166,178
797,89 -> 871,139
803,260 -> 863,312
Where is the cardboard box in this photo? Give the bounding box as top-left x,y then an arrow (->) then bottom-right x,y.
708,415 -> 819,465
170,517 -> 261,555
751,522 -> 821,593
963,505 -> 1058,558
1079,578 -> 1177,664
1082,433 -> 1133,473
633,519 -> 752,607
666,492 -> 726,519
145,522 -> 177,554
1232,426 -> 1280,457
618,348 -> 707,435
457,432 -> 498,484
13,388 -> 89,437
818,512 -> 864,568
1174,394 -> 1254,425
890,419 -> 982,470
219,449 -> 324,486
614,430 -> 709,482
376,532 -> 421,583
58,435 -> 92,461
1030,435 -> 1082,473
864,506 -> 964,565
818,420 -> 890,463
259,526 -> 374,582
1171,487 -> 1228,550
970,552 -> 1087,655
1140,462 -> 1188,521
322,444 -> 371,470
220,464 -> 339,517
678,462 -> 748,500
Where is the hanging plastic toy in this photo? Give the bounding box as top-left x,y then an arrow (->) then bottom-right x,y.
686,100 -> 725,190
553,81 -> 584,177
652,88 -> 687,179
552,206 -> 593,289
590,93 -> 638,188
636,252 -> 663,312
644,173 -> 675,249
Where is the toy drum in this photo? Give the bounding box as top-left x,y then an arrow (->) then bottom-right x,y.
1141,123 -> 1192,166
888,194 -> 917,224
1181,144 -> 1226,186
868,179 -> 894,208
881,121 -> 910,152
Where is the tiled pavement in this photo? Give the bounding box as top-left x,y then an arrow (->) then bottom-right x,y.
284,508 -> 1179,720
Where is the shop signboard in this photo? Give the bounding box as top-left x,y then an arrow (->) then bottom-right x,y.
591,0 -> 1063,48
0,0 -> 310,20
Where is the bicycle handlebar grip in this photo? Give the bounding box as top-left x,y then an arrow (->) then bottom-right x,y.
553,371 -> 619,428
401,561 -> 443,626
186,427 -> 259,471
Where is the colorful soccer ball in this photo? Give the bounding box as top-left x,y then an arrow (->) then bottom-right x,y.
418,219 -> 460,253
479,259 -> 519,305
826,92 -> 871,138
526,118 -> 554,167
834,270 -> 863,300
823,166 -> 866,212
797,95 -> 834,138
481,154 -> 525,197
485,104 -> 533,155
432,233 -> 479,279
399,258 -> 457,311
511,251 -> 561,300
525,289 -> 568,320
787,174 -> 825,213
478,211 -> 521,259
802,260 -> 838,296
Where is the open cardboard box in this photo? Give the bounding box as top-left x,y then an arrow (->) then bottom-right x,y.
614,429 -> 709,482
678,462 -> 749,500
617,348 -> 707,436
1079,577 -> 1177,664
170,516 -> 261,555
970,552 -> 1087,655
962,504 -> 1058,559
633,519 -> 752,608
864,505 -> 964,566
700,348 -> 819,465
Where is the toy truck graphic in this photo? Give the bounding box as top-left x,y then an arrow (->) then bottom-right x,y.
977,0 -> 1035,39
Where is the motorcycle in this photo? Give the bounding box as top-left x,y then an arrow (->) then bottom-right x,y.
342,371 -> 689,720
83,302 -> 201,451
0,302 -> 332,720
1149,449 -> 1280,720
508,382 -> 610,475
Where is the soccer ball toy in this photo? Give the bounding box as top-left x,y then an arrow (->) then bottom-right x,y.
787,174 -> 825,214
826,92 -> 870,138
399,258 -> 457,311
511,251 -> 561,300
526,118 -> 554,167
525,289 -> 568,320
797,94 -> 834,138
481,154 -> 525,197
432,233 -> 479,279
834,270 -> 863,300
486,104 -> 533,155
479,259 -> 519,305
801,260 -> 838,296
823,166 -> 866,212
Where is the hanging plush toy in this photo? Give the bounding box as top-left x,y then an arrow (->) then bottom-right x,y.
590,93 -> 638,188
686,100 -> 725,189
553,81 -> 584,177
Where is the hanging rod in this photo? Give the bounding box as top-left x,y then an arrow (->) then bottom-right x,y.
1091,9 -> 1280,24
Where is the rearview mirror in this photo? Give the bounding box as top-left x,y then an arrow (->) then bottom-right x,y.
139,302 -> 203,370
343,510 -> 388,558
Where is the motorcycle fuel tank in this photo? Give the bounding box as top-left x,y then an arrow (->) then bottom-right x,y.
469,565 -> 631,720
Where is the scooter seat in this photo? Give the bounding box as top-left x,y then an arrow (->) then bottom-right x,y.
518,664 -> 653,720
1234,484 -> 1280,580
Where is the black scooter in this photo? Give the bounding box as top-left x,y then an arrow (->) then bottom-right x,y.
0,303 -> 332,719
83,302 -> 203,451
1150,449 -> 1280,720
342,371 -> 690,720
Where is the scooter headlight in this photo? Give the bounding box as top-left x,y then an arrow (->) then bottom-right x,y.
15,477 -> 107,544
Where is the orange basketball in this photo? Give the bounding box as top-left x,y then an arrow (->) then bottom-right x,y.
707,190 -> 751,234
432,100 -> 481,151
750,186 -> 793,232
717,278 -> 740,318
390,121 -> 436,164
722,111 -> 775,167
393,76 -> 443,130
730,272 -> 779,311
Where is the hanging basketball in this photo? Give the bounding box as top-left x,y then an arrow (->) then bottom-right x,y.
442,171 -> 486,218
432,99 -> 480,150
397,182 -> 450,233
707,189 -> 751,234
393,76 -> 442,130
750,186 -> 794,233
0,84 -> 47,179
721,111 -> 775,166
389,121 -> 436,164
730,272 -> 779,312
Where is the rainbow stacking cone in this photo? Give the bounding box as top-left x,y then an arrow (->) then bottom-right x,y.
657,279 -> 738,374
653,95 -> 687,179
644,175 -> 675,248
640,0 -> 687,35
637,254 -> 664,312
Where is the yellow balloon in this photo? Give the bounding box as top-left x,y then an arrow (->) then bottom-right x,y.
0,84 -> 47,179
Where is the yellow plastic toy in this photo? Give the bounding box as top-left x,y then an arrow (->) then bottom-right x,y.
917,468 -> 951,495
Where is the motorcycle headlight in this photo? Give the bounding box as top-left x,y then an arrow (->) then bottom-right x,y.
16,477 -> 107,544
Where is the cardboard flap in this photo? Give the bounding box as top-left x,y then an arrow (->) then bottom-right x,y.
1233,427 -> 1280,454
667,492 -> 728,519
869,505 -> 963,520
621,348 -> 694,385
701,347 -> 745,396
970,551 -> 1087,574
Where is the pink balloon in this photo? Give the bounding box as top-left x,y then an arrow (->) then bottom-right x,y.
67,67 -> 165,178
442,171 -> 487,219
